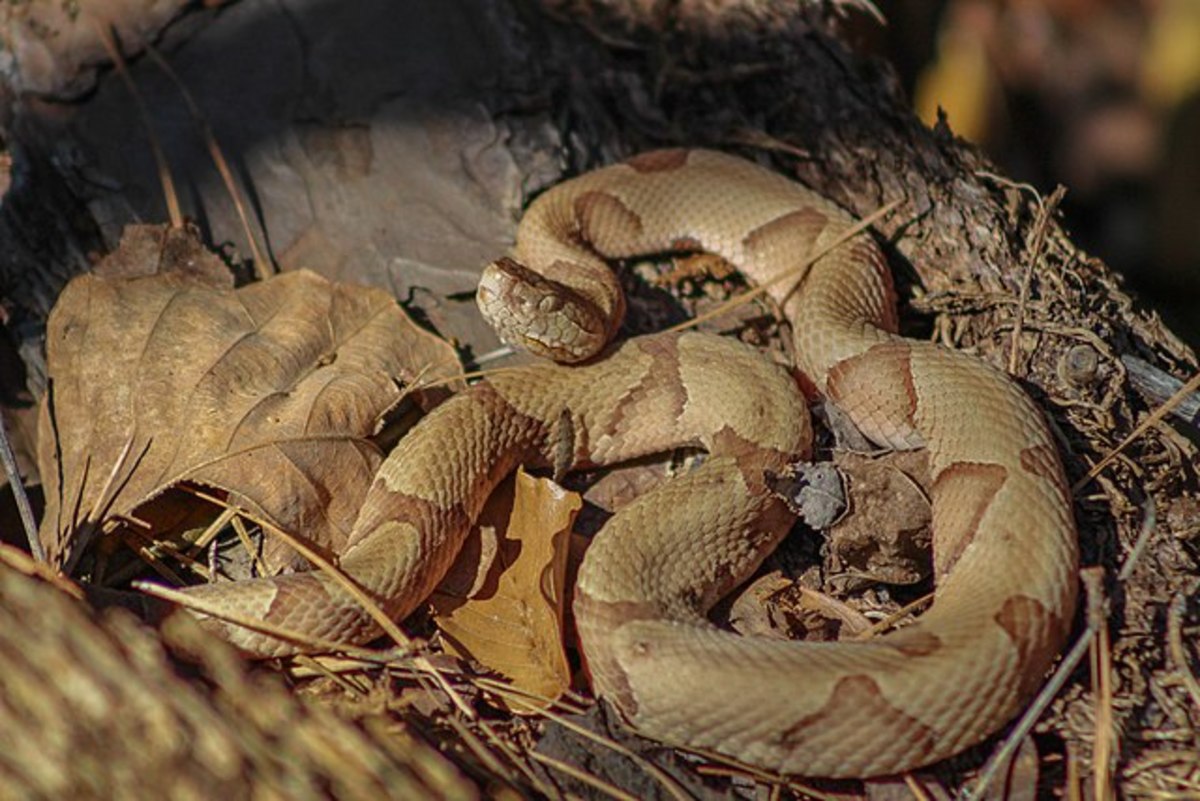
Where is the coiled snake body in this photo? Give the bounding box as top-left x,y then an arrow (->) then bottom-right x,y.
182,149 -> 1078,777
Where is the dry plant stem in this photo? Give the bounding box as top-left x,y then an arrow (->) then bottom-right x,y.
128,538 -> 190,586
250,519 -> 410,643
843,0 -> 886,25
904,773 -> 934,801
1007,185 -> 1067,376
435,700 -> 558,799
92,23 -> 182,229
1074,370 -> 1200,494
1092,581 -> 1115,801
501,694 -> 694,801
291,653 -> 369,697
961,567 -> 1107,801
472,345 -> 517,366
213,507 -> 521,766
122,523 -> 214,580
136,502 -> 473,717
1066,746 -> 1083,801
185,505 -> 238,562
726,128 -> 811,159
664,198 -> 903,335
471,675 -> 589,715
0,413 -> 43,561
1122,355 -> 1200,425
228,514 -> 271,578
64,435 -> 149,577
144,44 -> 271,279
280,648 -> 434,677
432,709 -> 522,786
1167,589 -> 1200,714
528,752 -> 642,801
1117,496 -> 1158,581
99,504 -> 235,587
694,765 -> 837,801
852,593 -> 934,640
135,581 -> 381,656
246,516 -> 479,720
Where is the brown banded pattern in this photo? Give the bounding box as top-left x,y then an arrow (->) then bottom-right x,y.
478,149 -> 1077,777
179,149 -> 1077,779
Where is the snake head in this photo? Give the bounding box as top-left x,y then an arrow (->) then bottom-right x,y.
477,257 -> 615,363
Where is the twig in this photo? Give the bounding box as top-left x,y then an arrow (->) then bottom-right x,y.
904,773 -> 934,801
64,434 -> 152,577
135,580 -> 381,656
1167,588 -> 1200,714
695,761 -> 837,801
0,412 -> 42,561
92,23 -> 182,229
228,514 -> 271,579
852,592 -> 934,640
1121,355 -> 1200,426
1074,370 -> 1200,494
1117,495 -> 1157,581
690,747 -> 835,800
1091,572 -> 1115,801
961,567 -> 1107,801
666,199 -> 904,335
289,654 -> 370,697
136,484 -> 480,720
1067,744 -> 1083,801
472,345 -> 516,366
243,517 -> 483,719
502,696 -> 695,801
471,675 -> 589,716
529,752 -> 642,801
1007,185 -> 1066,376
144,44 -> 272,279
437,712 -> 532,790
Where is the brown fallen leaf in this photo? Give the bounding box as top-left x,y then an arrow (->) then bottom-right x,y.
431,468 -> 580,711
37,224 -> 461,574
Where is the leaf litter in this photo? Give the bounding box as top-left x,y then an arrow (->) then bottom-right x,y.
37,223 -> 461,579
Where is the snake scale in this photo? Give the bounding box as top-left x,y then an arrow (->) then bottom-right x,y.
177,149 -> 1078,777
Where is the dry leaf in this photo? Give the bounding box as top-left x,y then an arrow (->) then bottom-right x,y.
37,224 -> 461,572
431,468 -> 580,710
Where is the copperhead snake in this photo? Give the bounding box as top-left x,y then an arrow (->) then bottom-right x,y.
177,149 -> 1078,777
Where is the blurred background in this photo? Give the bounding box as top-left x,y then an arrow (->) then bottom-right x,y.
860,0 -> 1200,348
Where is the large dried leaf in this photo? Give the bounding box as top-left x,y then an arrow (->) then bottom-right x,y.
431,468 -> 579,709
37,225 -> 461,571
